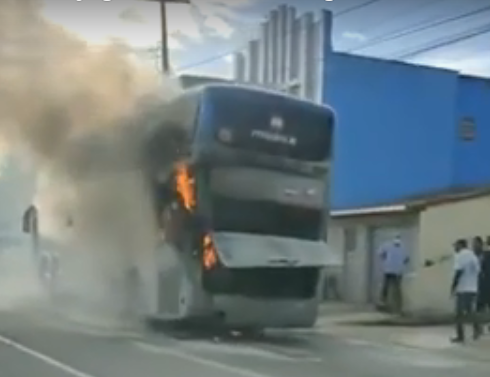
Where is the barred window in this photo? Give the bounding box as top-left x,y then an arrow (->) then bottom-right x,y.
459,117 -> 475,141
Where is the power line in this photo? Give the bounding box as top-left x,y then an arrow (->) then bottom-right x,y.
335,0 -> 385,17
174,1 -> 386,72
174,2 -> 489,73
393,23 -> 490,60
341,0 -> 449,40
346,5 -> 490,53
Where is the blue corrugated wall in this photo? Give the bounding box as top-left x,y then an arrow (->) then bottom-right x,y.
324,53 -> 462,209
453,76 -> 490,187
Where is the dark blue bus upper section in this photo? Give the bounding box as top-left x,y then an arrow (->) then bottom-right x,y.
193,85 -> 334,163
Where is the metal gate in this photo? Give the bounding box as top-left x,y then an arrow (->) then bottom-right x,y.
367,225 -> 416,303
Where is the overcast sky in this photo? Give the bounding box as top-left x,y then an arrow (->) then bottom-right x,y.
41,0 -> 490,78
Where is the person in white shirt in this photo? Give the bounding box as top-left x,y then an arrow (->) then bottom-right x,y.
378,235 -> 409,313
451,238 -> 482,343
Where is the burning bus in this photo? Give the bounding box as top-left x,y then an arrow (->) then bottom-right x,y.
22,83 -> 335,332
138,83 -> 335,331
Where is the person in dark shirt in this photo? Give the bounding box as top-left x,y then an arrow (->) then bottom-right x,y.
477,236 -> 490,331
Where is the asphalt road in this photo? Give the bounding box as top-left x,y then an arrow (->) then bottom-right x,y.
0,310 -> 489,377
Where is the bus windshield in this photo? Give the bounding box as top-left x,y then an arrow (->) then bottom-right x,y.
210,194 -> 322,241
202,87 -> 333,162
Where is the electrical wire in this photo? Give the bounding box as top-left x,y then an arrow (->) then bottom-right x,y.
347,4 -> 490,53
335,0 -> 385,17
393,23 -> 490,60
173,0 -> 386,72
173,2 -> 490,73
339,0 -> 449,43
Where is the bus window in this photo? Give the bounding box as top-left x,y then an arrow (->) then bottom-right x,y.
203,87 -> 333,162
210,195 -> 322,241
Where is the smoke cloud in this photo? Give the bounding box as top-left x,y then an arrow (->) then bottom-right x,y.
0,0 -> 186,330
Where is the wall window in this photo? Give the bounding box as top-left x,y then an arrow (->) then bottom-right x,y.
343,227 -> 357,252
459,117 -> 476,141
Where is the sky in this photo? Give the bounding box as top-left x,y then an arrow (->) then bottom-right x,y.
41,0 -> 490,78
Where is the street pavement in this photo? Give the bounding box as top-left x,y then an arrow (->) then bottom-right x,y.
1,309 -> 490,377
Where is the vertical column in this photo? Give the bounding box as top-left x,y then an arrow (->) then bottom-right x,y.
246,39 -> 259,83
276,5 -> 287,85
284,6 -> 296,83
268,10 -> 278,85
298,12 -> 314,99
259,22 -> 269,84
233,51 -> 245,82
315,10 -> 333,103
290,15 -> 300,82
259,21 -> 270,85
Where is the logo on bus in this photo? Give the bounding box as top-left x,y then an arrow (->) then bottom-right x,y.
270,115 -> 284,130
250,115 -> 297,146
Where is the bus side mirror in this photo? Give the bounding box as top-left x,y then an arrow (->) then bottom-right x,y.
22,206 -> 37,234
22,212 -> 31,233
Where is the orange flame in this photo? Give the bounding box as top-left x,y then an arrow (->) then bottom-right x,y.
202,234 -> 217,269
175,162 -> 196,210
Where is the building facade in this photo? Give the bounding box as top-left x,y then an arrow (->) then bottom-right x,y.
329,189 -> 490,315
233,5 -> 490,211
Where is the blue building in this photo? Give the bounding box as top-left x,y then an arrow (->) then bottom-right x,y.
232,6 -> 490,210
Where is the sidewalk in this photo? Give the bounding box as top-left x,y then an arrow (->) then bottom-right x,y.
315,302 -> 490,363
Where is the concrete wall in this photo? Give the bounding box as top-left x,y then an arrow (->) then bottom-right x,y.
414,195 -> 490,314
325,53 -> 459,209
329,213 -> 419,308
327,222 -> 369,303
453,76 -> 490,186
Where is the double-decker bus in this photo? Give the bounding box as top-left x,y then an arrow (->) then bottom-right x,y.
138,83 -> 335,332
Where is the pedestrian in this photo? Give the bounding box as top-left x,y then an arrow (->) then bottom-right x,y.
378,234 -> 409,313
477,236 -> 490,331
451,238 -> 481,343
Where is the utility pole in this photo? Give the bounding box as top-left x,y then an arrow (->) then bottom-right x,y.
142,0 -> 190,73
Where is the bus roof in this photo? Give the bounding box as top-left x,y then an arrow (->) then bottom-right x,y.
180,83 -> 335,115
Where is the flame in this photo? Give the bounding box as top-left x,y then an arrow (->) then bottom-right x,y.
175,162 -> 196,210
202,234 -> 217,270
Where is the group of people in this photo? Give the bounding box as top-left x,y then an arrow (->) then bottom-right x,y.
451,236 -> 490,343
377,234 -> 490,343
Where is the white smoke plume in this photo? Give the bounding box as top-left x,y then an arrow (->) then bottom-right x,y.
0,0 -> 186,329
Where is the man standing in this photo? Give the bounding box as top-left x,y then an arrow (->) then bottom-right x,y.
477,237 -> 490,331
451,238 -> 481,343
378,234 -> 409,313
474,237 -> 487,327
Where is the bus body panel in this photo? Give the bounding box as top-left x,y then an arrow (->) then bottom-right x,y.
194,85 -> 334,164
209,167 -> 327,209
212,232 -> 331,268
212,295 -> 319,328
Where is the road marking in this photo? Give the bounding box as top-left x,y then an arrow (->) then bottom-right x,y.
0,334 -> 97,377
182,339 -> 322,362
135,341 -> 275,377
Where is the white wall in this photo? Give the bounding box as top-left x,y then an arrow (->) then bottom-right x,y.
328,223 -> 369,303
413,195 -> 490,314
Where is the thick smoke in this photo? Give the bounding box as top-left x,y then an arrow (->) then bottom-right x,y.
0,0 -> 186,329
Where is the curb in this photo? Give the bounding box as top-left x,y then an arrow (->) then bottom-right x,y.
342,317 -> 454,327
314,323 -> 490,364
